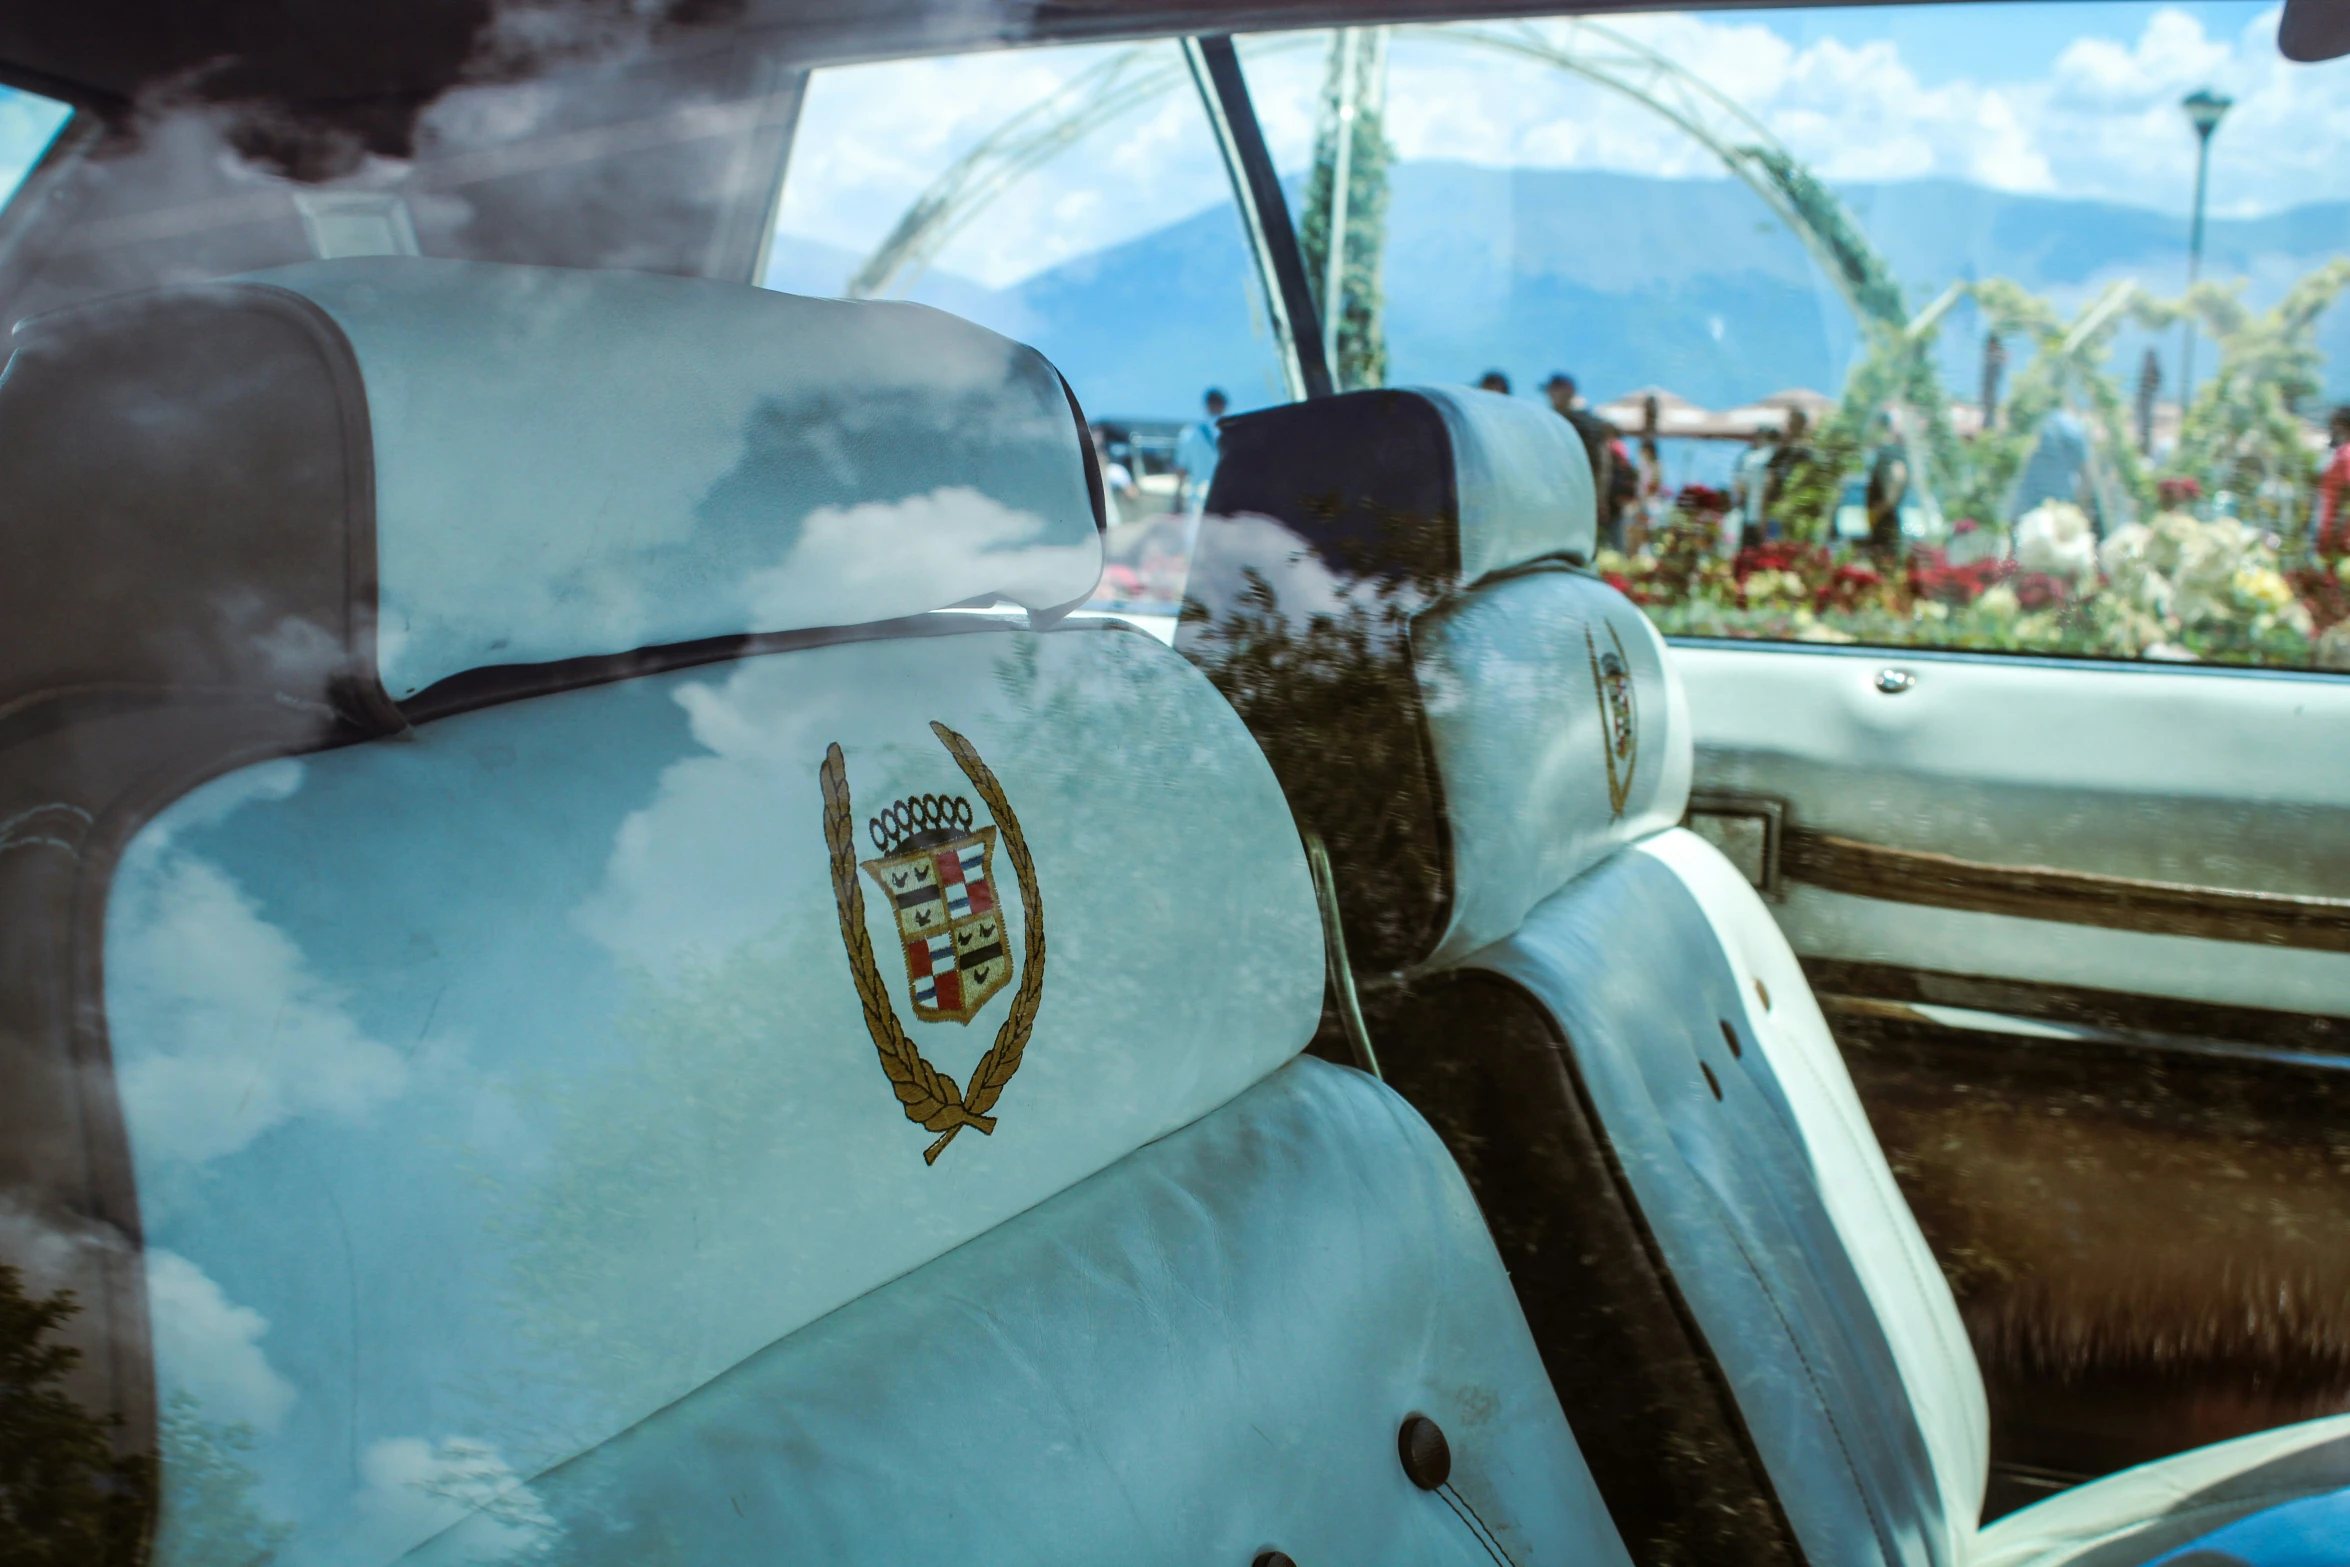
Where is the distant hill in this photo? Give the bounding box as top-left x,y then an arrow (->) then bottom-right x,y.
767,162 -> 2350,423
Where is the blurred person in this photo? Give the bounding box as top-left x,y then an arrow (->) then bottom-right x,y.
1091,423 -> 1142,526
1173,387 -> 1227,518
1865,411 -> 1911,566
1477,370 -> 1512,395
1630,437 -> 1665,555
1762,408 -> 1813,542
1543,372 -> 1626,547
2318,405 -> 2350,559
1733,429 -> 1775,550
2011,406 -> 2092,525
1604,432 -> 1638,552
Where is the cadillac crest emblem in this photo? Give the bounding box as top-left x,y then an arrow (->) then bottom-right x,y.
1587,623 -> 1638,818
861,796 -> 1010,1025
819,722 -> 1047,1164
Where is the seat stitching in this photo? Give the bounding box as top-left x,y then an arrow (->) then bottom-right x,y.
1773,1011 -> 1980,1401
1712,1213 -> 1908,1567
1489,969 -> 1810,1567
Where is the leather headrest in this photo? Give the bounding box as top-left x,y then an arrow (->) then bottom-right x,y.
1199,386 -> 1593,594
0,258 -> 1106,716
1178,389 -> 1683,974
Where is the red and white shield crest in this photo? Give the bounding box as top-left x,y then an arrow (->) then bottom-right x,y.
861,796 -> 1013,1025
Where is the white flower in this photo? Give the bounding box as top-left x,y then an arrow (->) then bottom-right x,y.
2016,502 -> 2097,583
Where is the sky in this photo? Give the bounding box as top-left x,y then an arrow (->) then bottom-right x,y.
772,2 -> 2350,293
0,85 -> 71,204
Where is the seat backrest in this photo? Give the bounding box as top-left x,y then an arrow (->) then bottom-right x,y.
12,265 -> 1638,1567
1180,386 -> 1988,1567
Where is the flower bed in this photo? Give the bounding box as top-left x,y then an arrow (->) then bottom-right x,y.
1603,500 -> 2350,671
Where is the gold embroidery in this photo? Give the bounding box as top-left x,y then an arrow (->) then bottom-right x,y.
821,722 -> 1047,1164
1586,623 -> 1639,819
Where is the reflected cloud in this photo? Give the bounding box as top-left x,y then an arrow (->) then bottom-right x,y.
353,1436 -> 558,1565
572,660 -> 861,982
744,484 -> 1099,631
146,1250 -> 296,1434
110,761 -> 423,1179
113,849 -> 411,1171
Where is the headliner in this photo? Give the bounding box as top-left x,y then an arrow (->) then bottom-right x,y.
0,0 -> 2036,142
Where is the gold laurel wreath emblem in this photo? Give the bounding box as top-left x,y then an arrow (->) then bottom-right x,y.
820,722 -> 1047,1165
1586,622 -> 1639,819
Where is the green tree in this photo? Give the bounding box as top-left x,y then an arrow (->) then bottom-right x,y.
2166,259 -> 2350,538
1742,145 -> 1908,331
1297,28 -> 1392,392
0,1263 -> 153,1567
153,1396 -> 288,1567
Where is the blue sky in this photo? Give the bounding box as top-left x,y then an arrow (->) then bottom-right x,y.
777,3 -> 2346,292
0,85 -> 70,204
1745,2 -> 2268,85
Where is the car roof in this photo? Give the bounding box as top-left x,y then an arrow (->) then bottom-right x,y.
0,0 -> 2002,140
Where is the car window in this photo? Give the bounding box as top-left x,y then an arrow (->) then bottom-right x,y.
1232,5 -> 2350,672
0,86 -> 73,214
768,41 -> 1298,620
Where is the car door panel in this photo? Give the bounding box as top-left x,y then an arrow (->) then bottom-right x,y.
1678,641 -> 2350,1510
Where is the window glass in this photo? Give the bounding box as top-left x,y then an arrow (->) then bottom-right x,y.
769,43 -> 1294,618
1241,6 -> 2350,671
0,86 -> 73,212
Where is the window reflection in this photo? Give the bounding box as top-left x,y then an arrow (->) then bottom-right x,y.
767,42 -> 1298,620
1234,6 -> 2350,670
110,631 -> 1318,1565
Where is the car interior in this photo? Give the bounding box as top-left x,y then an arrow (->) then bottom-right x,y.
1,2 -> 2347,1565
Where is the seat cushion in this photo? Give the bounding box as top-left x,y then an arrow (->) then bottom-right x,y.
1641,828 -> 1990,1554
1375,966 -> 1808,1567
107,621 -> 1321,1563
1464,841 -> 1952,1567
409,1058 -> 1637,1567
1973,1414 -> 2350,1567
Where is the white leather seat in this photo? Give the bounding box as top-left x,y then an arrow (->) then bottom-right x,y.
1177,385 -> 2350,1567
15,261 -> 1639,1565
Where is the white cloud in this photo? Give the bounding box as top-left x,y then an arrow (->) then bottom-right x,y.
571,659 -> 858,980
773,39 -> 1235,289
771,6 -> 2348,296
110,764 -> 417,1173
741,484 -> 1097,631
1378,7 -> 2345,217
146,1250 -> 297,1433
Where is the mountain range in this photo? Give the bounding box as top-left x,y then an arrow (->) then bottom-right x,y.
766,161 -> 2350,424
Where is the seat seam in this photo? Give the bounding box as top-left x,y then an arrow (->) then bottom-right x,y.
1478,968 -> 1813,1567
1711,1207 -> 1908,1567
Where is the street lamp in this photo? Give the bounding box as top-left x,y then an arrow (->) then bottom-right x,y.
2177,86 -> 2233,418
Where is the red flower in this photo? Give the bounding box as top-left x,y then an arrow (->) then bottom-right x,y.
1906,546 -> 2012,607
2012,571 -> 2070,611
1674,484 -> 1730,516
1815,563 -> 1884,613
